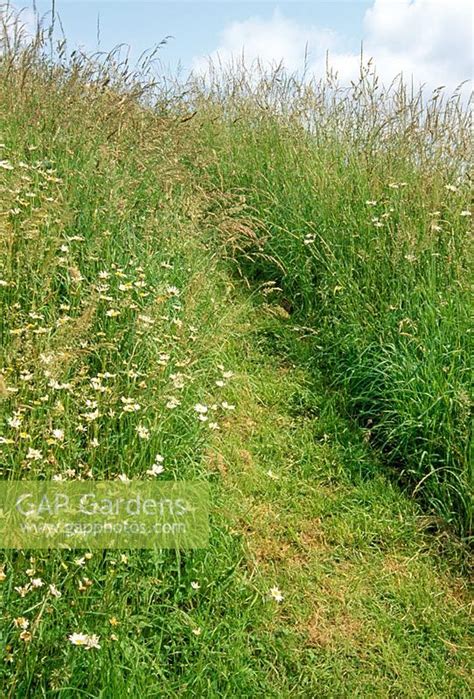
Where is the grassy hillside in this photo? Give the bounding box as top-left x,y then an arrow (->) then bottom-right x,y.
0,15 -> 472,698
187,65 -> 472,534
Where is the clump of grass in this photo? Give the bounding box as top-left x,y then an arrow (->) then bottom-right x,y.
188,60 -> 472,534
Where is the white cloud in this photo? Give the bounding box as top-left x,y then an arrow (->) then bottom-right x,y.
192,10 -> 339,74
362,0 -> 473,89
192,1 -> 473,93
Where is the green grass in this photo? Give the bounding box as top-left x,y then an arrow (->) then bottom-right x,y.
180,65 -> 472,535
187,65 -> 472,533
206,307 -> 472,697
0,10 -> 472,697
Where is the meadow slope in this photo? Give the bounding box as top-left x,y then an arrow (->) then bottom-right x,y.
0,28 -> 472,698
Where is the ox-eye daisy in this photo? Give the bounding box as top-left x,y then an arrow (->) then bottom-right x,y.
68,633 -> 101,649
147,462 -> 165,477
269,586 -> 284,602
136,425 -> 150,440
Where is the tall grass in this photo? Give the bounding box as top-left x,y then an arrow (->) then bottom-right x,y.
0,8 -> 472,696
0,12 -> 279,695
186,61 -> 472,534
1,6 -> 471,529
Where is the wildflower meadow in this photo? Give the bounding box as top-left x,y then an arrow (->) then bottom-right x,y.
0,6 -> 472,697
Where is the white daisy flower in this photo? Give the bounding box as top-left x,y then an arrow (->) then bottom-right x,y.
146,462 -> 165,477
49,584 -> 62,598
68,633 -> 101,649
136,425 -> 150,440
166,285 -> 180,296
194,404 -> 208,415
269,586 -> 284,602
7,416 -> 21,429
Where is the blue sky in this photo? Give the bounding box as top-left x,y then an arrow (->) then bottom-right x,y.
10,1 -> 474,91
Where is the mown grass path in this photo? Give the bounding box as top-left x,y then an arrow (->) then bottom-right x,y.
203,275 -> 472,697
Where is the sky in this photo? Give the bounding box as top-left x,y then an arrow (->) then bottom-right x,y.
7,1 -> 474,93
